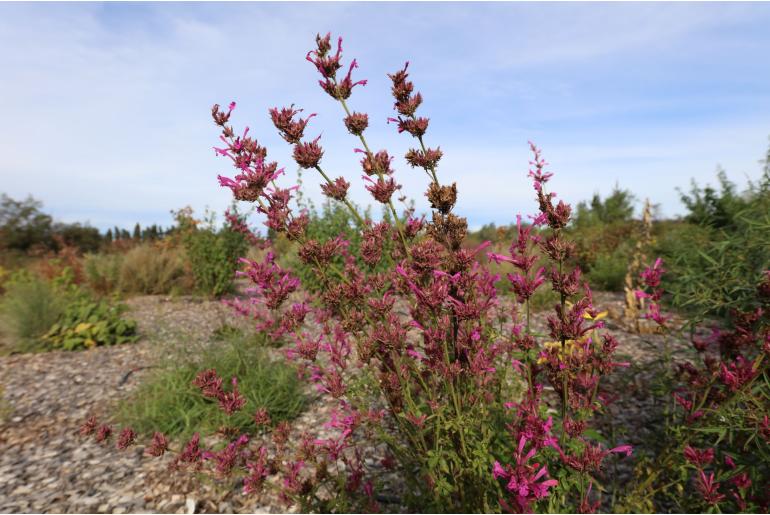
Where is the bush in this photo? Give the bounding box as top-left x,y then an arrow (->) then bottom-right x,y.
83,252 -> 124,295
620,259 -> 770,513
662,169 -> 770,320
43,296 -> 138,351
585,247 -> 628,292
89,33 -> 770,514
0,271 -> 73,352
0,194 -> 54,252
567,187 -> 638,291
116,330 -> 306,441
123,36 -> 628,513
117,243 -> 192,295
184,225 -> 249,298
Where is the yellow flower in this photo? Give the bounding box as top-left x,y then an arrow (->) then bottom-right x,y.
583,310 -> 608,322
537,339 -> 578,364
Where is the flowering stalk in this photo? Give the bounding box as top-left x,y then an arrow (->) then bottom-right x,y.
89,33 -> 636,514
306,34 -> 411,256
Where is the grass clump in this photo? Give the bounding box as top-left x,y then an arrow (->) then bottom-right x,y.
83,252 -> 124,295
116,330 -> 306,440
117,243 -> 192,295
0,271 -> 73,352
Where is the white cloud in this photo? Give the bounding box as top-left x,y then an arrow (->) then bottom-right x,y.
0,3 -> 769,231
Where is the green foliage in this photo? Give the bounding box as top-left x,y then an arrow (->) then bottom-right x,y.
0,271 -> 73,352
52,222 -> 102,253
0,194 -> 54,252
83,252 -> 124,295
664,170 -> 770,320
0,385 -> 11,424
117,243 -> 192,295
184,225 -> 248,298
0,194 -> 103,253
43,296 -> 138,351
678,169 -> 752,229
528,285 -> 560,312
116,330 -> 306,440
566,186 -> 638,291
585,247 -> 628,292
573,185 -> 636,228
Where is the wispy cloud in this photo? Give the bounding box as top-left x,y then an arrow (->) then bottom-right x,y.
0,2 -> 769,231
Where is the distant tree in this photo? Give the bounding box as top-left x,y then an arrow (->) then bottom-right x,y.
573,185 -> 636,228
0,194 -> 54,251
53,222 -> 102,253
679,169 -> 741,229
132,223 -> 141,240
105,228 -> 113,244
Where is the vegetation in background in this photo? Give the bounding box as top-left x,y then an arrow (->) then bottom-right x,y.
0,194 -> 102,254
0,267 -> 137,353
116,329 -> 306,441
569,185 -> 639,292
83,252 -> 124,295
116,244 -> 192,296
181,208 -> 250,298
0,271 -> 74,352
43,296 -> 138,351
661,162 -> 770,320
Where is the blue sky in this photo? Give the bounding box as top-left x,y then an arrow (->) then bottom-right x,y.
1,2 -> 769,232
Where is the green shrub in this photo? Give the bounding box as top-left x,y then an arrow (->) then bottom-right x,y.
43,296 -> 138,351
0,271 -> 73,352
278,197 -> 395,293
585,247 -> 628,291
184,226 -> 248,298
83,252 -> 124,295
116,331 -> 306,440
661,169 -> 770,320
118,243 -> 192,295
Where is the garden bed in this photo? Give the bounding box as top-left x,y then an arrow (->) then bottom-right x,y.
0,292 -> 694,513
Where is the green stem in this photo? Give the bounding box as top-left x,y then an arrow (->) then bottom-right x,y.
313,164 -> 366,227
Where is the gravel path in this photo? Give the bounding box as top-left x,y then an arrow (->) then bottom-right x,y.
0,292 -> 694,513
0,296 -> 274,513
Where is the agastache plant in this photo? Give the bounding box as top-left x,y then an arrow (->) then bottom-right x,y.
89,33 -> 632,513
624,260 -> 770,512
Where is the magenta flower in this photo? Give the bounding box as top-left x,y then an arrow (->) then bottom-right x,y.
696,470 -> 725,506
79,415 -> 98,437
146,432 -> 169,457
243,447 -> 270,495
218,377 -> 247,415
116,427 -> 137,450
684,446 -> 715,467
494,436 -> 558,512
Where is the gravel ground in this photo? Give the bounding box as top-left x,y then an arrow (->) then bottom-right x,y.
0,292 -> 694,513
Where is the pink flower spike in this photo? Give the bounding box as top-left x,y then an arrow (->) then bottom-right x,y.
610,444 -> 633,457
492,461 -> 507,479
